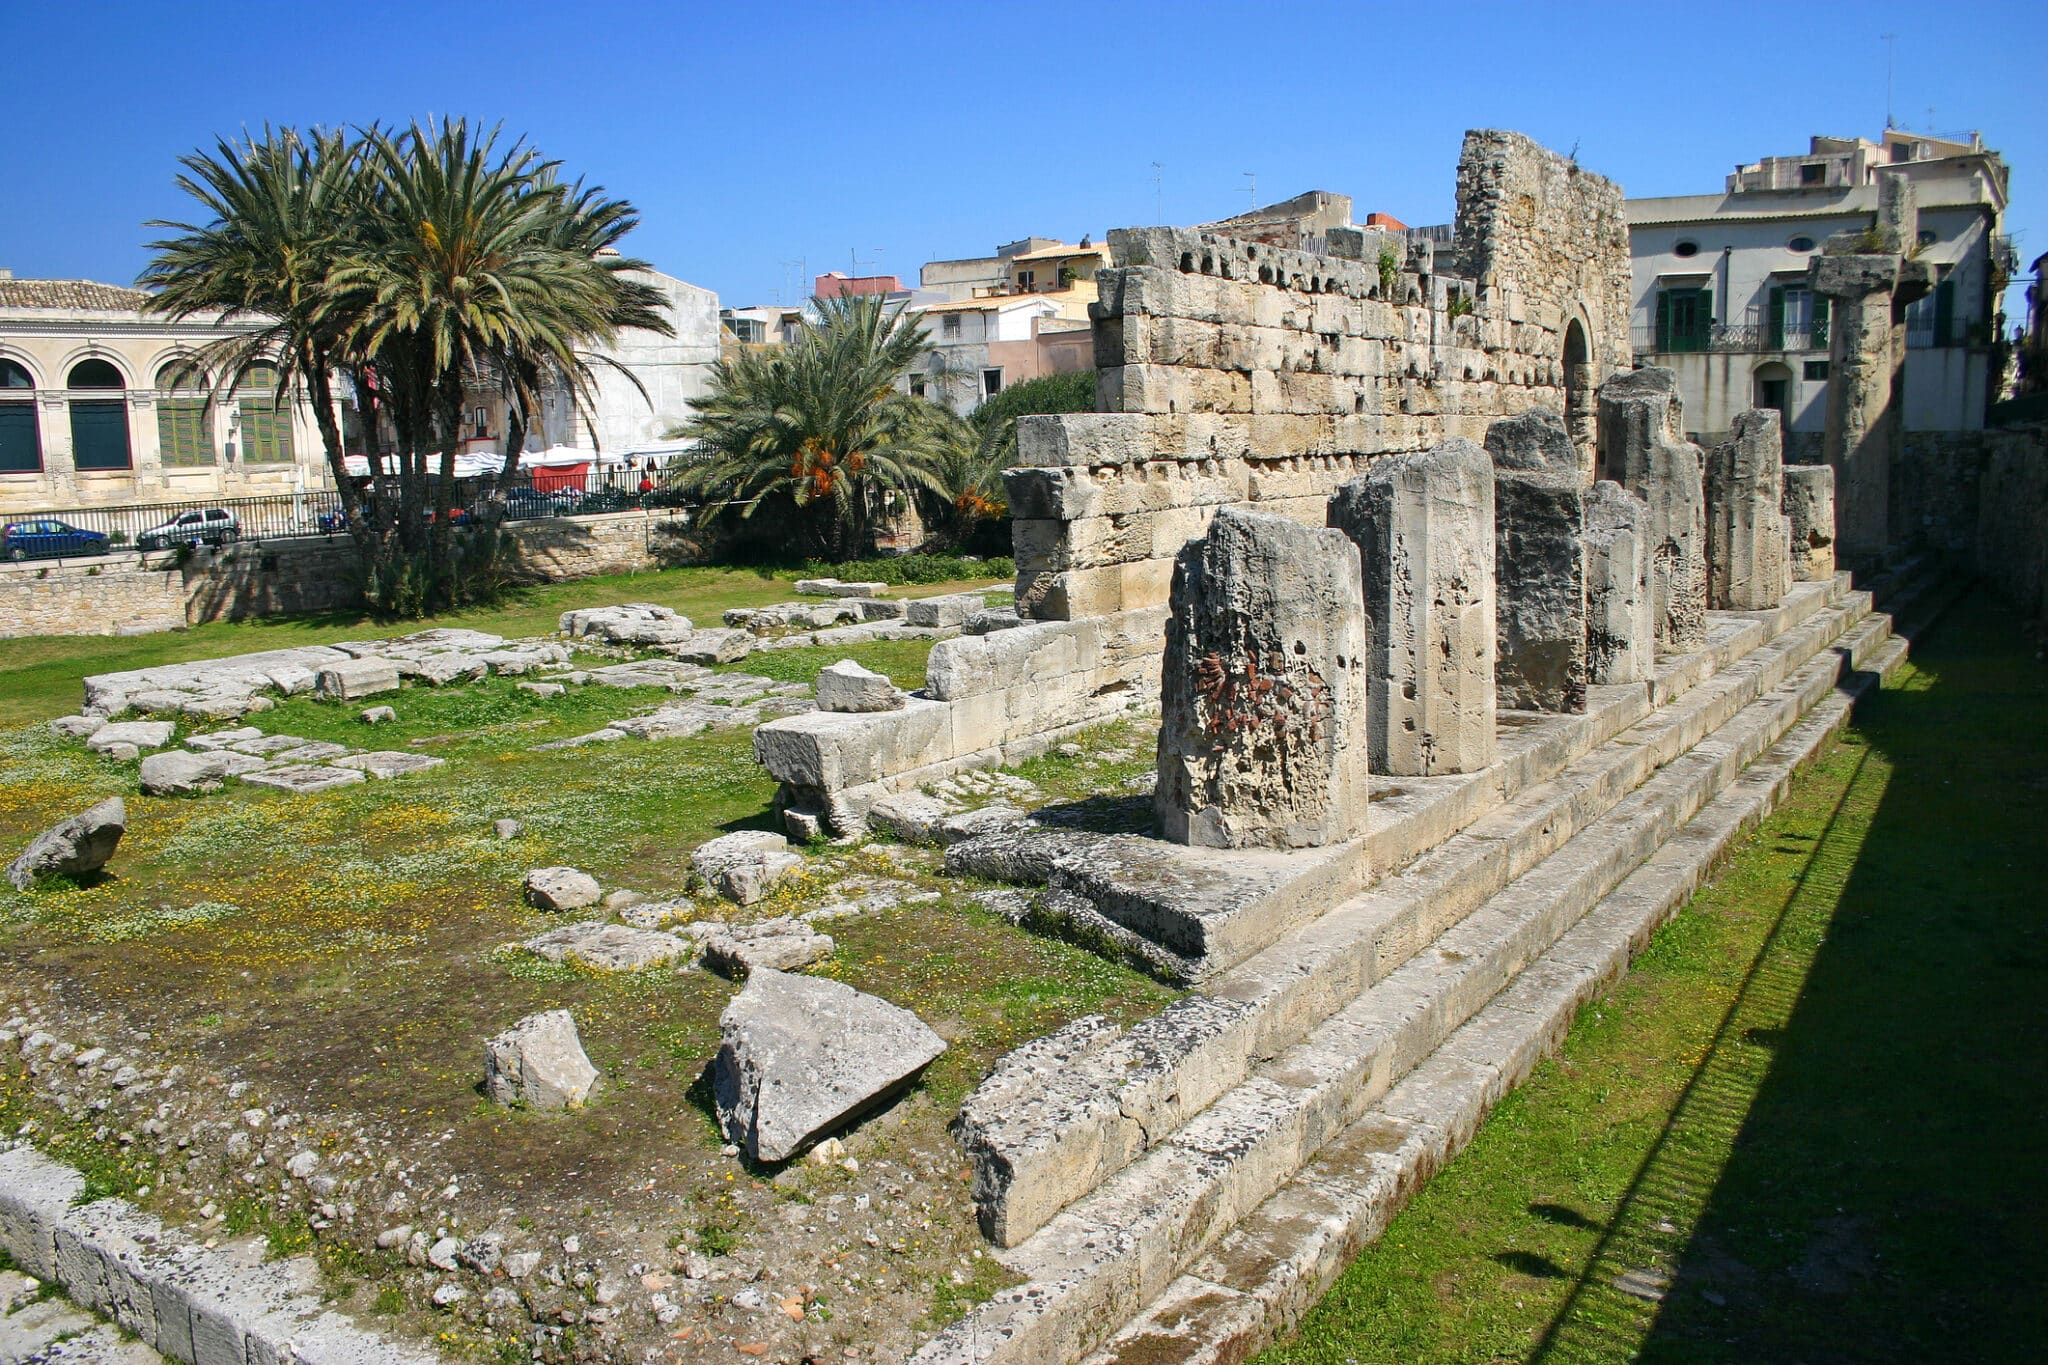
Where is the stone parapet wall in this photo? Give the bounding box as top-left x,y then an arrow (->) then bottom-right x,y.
0,508 -> 684,639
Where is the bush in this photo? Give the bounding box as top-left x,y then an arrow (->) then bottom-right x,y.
797,553 -> 1014,585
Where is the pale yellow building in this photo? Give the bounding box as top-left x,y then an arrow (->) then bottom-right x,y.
0,273 -> 330,514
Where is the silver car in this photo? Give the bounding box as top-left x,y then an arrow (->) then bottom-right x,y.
136,506 -> 241,551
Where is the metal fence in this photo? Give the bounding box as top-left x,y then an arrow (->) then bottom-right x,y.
0,463 -> 701,549
1631,323 -> 1830,355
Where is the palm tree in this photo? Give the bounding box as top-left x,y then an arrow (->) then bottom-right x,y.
676,294 -> 957,559
324,118 -> 673,604
141,127 -> 379,563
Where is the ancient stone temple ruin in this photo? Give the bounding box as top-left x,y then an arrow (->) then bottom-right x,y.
746,128 -> 1935,1365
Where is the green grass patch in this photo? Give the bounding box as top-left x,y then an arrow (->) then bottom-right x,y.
1259,589 -> 2047,1364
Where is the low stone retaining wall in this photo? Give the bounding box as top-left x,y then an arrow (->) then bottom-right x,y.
0,509 -> 687,639
0,1142 -> 437,1363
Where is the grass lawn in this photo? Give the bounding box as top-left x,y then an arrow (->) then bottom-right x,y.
1258,587 -> 2047,1363
0,561 -> 1006,727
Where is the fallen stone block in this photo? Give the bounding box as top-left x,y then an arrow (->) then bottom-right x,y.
267,665 -> 319,696
702,919 -> 836,978
183,726 -> 262,751
855,598 -> 907,621
715,970 -> 945,1162
270,741 -> 352,763
524,866 -> 602,911
484,1010 -> 599,1110
314,657 -> 401,702
796,578 -> 887,598
181,693 -> 259,720
904,593 -> 985,628
816,659 -> 904,713
517,681 -> 566,697
400,652 -> 487,687
936,804 -> 1028,846
522,921 -> 689,972
493,818 -> 523,840
239,764 -> 368,795
669,628 -> 755,665
86,721 -> 175,755
139,750 -> 265,796
359,705 -> 397,725
692,830 -> 804,904
965,606 -> 1024,634
7,798 -> 126,890
944,826 -> 1109,884
866,792 -> 957,844
227,733 -> 308,755
329,751 -> 447,780
48,715 -> 105,740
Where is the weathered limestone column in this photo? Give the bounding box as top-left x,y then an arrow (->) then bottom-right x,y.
1705,408 -> 1794,611
1809,172 -> 1931,565
1485,409 -> 1586,712
1584,480 -> 1654,685
1782,465 -> 1838,582
1596,367 -> 1707,651
1329,438 -> 1496,776
1155,505 -> 1370,849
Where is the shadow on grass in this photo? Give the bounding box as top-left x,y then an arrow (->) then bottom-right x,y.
1530,591 -> 2048,1364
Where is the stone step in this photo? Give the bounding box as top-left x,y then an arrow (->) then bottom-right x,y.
1045,576 -> 1851,984
1078,587 -> 1957,1365
959,581 -> 1878,1248
916,598 -> 1906,1365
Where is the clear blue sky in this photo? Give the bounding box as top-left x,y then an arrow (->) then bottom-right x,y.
3,0 -> 2041,316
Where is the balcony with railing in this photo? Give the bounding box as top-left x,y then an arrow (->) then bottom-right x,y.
1632,322 -> 1829,355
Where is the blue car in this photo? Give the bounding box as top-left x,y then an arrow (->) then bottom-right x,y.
3,519 -> 110,562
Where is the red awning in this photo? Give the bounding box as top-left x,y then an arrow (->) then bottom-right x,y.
530,462 -> 590,493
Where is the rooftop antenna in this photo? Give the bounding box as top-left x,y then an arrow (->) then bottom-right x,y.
1881,32 -> 1897,128
1152,162 -> 1164,226
1244,171 -> 1257,213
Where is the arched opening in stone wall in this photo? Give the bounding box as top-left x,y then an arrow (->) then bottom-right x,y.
1562,317 -> 1594,477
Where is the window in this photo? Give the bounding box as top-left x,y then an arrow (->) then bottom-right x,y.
981,368 -> 1003,399
1788,235 -> 1816,253
1673,240 -> 1700,259
67,359 -> 130,470
1803,360 -> 1830,381
154,360 -> 214,467
1654,284 -> 1712,353
1800,163 -> 1826,186
1016,269 -> 1036,291
942,313 -> 962,336
909,379 -> 927,399
1767,284 -> 1819,350
0,359 -> 37,473
236,363 -> 295,465
726,317 -> 765,344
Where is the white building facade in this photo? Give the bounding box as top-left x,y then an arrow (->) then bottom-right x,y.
1626,130 -> 2011,455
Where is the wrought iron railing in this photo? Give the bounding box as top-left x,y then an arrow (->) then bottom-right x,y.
1632,323 -> 1830,355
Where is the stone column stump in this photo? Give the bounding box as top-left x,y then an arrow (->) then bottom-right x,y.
1597,368 -> 1708,652
1783,464 -> 1838,582
1585,480 -> 1655,686
1485,409 -> 1588,713
1155,505 -> 1371,849
1706,408 -> 1794,611
1329,437 -> 1497,777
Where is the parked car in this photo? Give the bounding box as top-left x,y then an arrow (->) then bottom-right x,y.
500,486 -> 582,519
2,519 -> 111,562
136,506 -> 240,551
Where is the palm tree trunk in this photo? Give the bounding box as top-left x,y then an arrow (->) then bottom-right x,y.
300,345 -> 377,575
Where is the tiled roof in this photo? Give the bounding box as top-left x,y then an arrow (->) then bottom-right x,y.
0,279 -> 154,312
